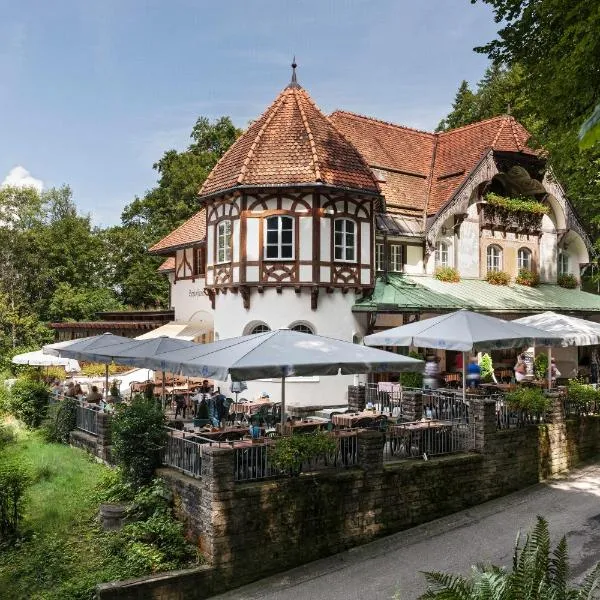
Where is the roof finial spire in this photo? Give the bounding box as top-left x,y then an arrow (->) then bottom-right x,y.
506,102 -> 512,115
289,56 -> 299,88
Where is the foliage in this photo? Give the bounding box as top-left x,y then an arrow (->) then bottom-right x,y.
79,362 -> 129,377
566,379 -> 600,407
94,467 -> 136,504
41,396 -> 78,444
8,377 -> 50,428
434,267 -> 460,283
533,353 -> 549,380
515,269 -> 539,287
486,271 -> 511,286
269,431 -> 337,476
400,351 -> 424,388
479,354 -> 494,383
47,282 -> 122,322
0,460 -> 30,544
505,387 -> 551,413
111,396 -> 167,488
557,273 -> 578,289
579,103 -> 600,150
485,192 -> 549,215
420,516 -> 600,599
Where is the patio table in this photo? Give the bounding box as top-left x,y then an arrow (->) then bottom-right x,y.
231,399 -> 273,416
191,425 -> 249,442
276,419 -> 327,435
388,419 -> 453,457
332,411 -> 381,428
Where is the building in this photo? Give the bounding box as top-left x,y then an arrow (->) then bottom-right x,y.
150,64 -> 600,405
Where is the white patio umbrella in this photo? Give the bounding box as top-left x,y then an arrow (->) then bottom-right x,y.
141,328 -> 425,424
364,310 -> 564,399
12,350 -> 80,372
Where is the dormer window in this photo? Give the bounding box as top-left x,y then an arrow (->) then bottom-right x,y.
265,215 -> 294,260
217,220 -> 232,263
334,218 -> 356,262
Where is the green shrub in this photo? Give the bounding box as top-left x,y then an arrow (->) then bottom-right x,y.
41,396 -> 78,444
400,351 -> 424,388
516,268 -> 540,287
269,431 -> 337,476
434,266 -> 460,283
486,270 -> 511,285
485,192 -> 550,215
0,382 -> 10,415
567,379 -> 600,407
94,467 -> 136,504
479,353 -> 494,383
111,396 -> 167,489
534,352 -> 549,380
558,273 -> 578,289
8,378 -> 50,428
506,387 -> 551,413
0,461 -> 30,543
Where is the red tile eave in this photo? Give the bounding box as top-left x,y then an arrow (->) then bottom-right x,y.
149,210 -> 207,254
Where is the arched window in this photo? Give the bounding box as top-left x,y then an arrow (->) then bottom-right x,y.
264,215 -> 294,260
290,322 -> 314,334
435,241 -> 449,268
243,321 -> 271,335
486,244 -> 502,272
334,218 -> 356,262
517,247 -> 532,271
558,251 -> 569,276
217,220 -> 232,263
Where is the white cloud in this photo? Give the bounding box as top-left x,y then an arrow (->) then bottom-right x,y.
1,165 -> 43,192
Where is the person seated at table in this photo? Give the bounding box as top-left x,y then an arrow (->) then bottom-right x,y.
466,356 -> 481,388
50,379 -> 63,398
72,382 -> 84,398
86,385 -> 103,405
249,416 -> 263,439
174,394 -> 187,419
199,379 -> 213,394
514,354 -> 527,383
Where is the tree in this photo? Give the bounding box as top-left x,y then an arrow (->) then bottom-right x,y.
420,516 -> 600,599
437,81 -> 478,131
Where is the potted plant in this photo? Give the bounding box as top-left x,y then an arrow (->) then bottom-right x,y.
434,266 -> 460,283
516,268 -> 539,287
557,273 -> 578,289
486,270 -> 511,285
505,387 -> 551,415
269,431 -> 337,476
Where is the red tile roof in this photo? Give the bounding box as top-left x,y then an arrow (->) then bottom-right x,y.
329,111 -> 539,216
149,209 -> 206,254
157,257 -> 175,272
199,85 -> 379,197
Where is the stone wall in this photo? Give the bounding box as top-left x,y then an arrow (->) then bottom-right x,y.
96,399 -> 600,599
69,411 -> 113,463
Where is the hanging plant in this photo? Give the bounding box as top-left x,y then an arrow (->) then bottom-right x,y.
486,270 -> 511,285
483,193 -> 549,232
485,192 -> 549,215
434,267 -> 460,283
515,268 -> 540,287
557,273 -> 578,289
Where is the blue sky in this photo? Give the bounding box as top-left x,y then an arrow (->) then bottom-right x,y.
0,0 -> 499,226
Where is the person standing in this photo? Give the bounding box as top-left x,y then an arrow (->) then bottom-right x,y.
514,354 -> 527,383
466,356 -> 481,388
423,355 -> 440,390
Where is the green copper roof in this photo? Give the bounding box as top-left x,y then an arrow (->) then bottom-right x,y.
353,274 -> 600,313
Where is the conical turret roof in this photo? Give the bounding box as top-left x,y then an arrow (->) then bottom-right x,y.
199,82 -> 379,198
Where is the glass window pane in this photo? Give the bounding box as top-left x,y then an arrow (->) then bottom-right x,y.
267,218 -> 277,231
282,245 -> 293,258
266,246 -> 277,259
267,230 -> 278,244
282,230 -> 292,244
334,232 -> 343,246
334,220 -> 343,233
282,217 -> 293,230
346,247 -> 354,261
346,221 -> 355,234
334,247 -> 343,260
345,233 -> 354,246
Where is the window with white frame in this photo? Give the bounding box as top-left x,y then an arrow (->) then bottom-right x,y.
486,244 -> 502,272
517,247 -> 532,271
435,241 -> 449,268
558,251 -> 569,276
290,322 -> 314,334
217,220 -> 232,263
250,323 -> 270,334
265,215 -> 294,260
389,244 -> 403,272
375,243 -> 384,271
334,219 -> 356,261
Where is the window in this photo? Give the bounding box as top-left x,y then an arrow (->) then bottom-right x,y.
389,244 -> 403,272
194,247 -> 205,276
250,323 -> 270,334
265,215 -> 294,260
290,323 -> 314,334
334,219 -> 356,261
486,245 -> 502,272
375,243 -> 384,272
558,251 -> 569,276
217,221 -> 232,263
517,247 -> 532,271
435,241 -> 449,268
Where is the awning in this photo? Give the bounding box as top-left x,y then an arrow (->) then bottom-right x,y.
135,321 -> 211,341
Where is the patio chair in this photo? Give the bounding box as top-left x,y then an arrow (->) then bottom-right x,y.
353,416 -> 375,428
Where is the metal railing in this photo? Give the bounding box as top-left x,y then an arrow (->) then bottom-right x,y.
162,429 -> 205,478
495,399 -> 546,429
75,403 -> 99,435
383,421 -> 476,461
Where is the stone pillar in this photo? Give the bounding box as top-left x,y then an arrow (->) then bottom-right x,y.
96,412 -> 113,463
348,385 -> 366,412
357,430 -> 384,471
403,391 -> 423,421
471,398 -> 496,452
199,445 -> 235,567
545,393 -> 564,424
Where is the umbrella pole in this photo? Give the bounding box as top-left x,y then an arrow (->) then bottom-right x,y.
162,370 -> 166,411
547,347 -> 552,390
105,364 -> 109,401
281,375 -> 286,426
462,351 -> 467,402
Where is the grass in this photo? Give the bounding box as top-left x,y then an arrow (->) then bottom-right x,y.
0,419 -> 127,600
